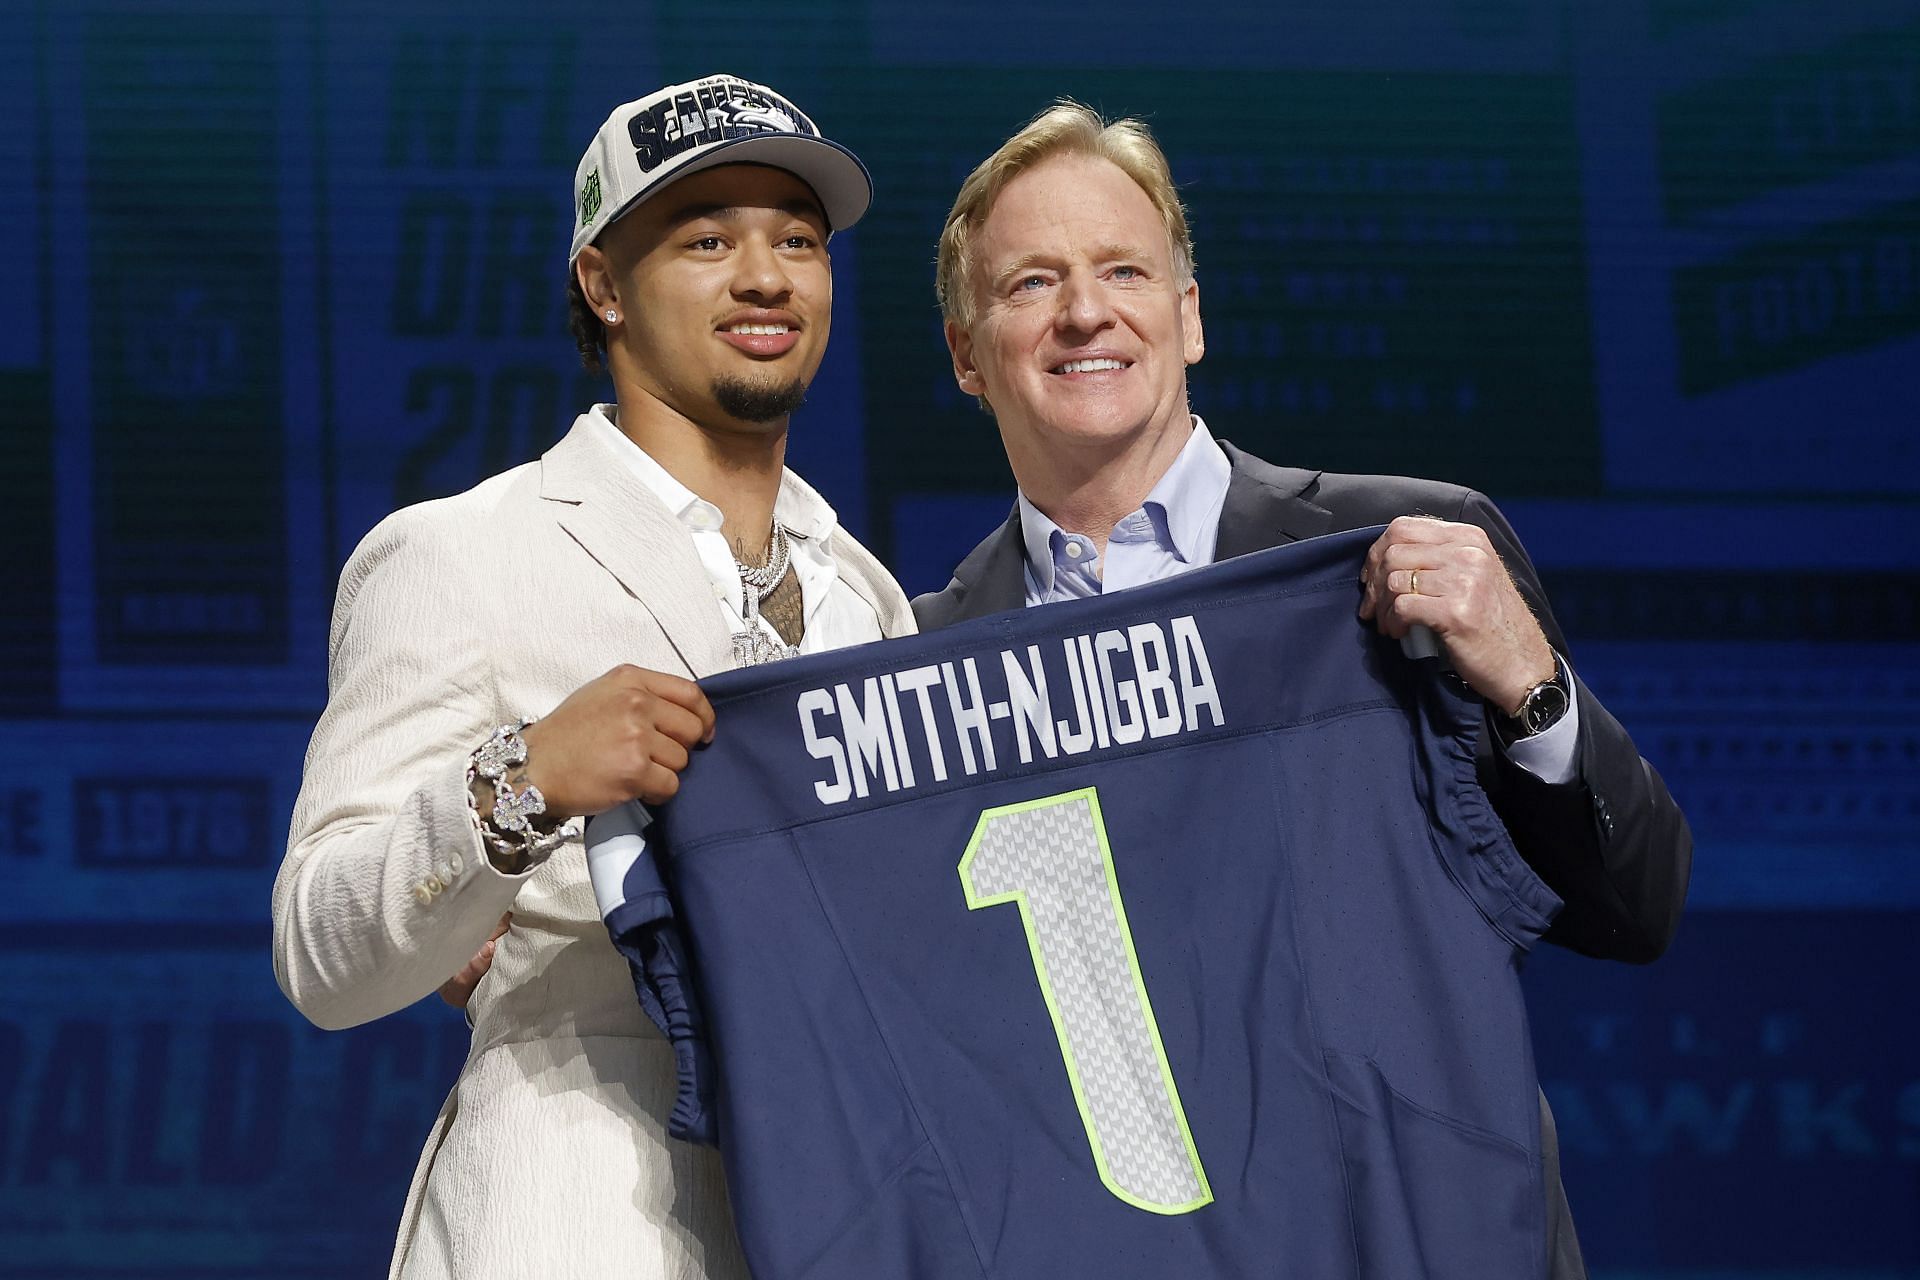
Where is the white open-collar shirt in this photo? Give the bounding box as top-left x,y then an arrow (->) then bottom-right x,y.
584,405 -> 885,656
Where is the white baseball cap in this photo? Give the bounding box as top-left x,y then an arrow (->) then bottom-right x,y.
569,73 -> 873,265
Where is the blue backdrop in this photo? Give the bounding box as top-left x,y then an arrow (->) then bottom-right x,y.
5,0 -> 1917,1274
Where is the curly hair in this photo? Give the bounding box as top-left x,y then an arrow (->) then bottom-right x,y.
566,268 -> 607,372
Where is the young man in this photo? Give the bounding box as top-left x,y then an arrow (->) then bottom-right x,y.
272,75 -> 912,1278
922,102 -> 1693,1277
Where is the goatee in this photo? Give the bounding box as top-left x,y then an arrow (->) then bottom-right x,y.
714,375 -> 808,424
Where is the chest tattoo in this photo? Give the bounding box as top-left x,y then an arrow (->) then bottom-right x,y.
760,569 -> 805,647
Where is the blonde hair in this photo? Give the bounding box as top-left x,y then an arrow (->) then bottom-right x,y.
936,100 -> 1195,331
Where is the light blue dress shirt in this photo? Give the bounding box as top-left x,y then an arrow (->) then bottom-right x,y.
1018,416 -> 1233,604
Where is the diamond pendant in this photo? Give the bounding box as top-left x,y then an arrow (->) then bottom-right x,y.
731,584 -> 796,668
730,626 -> 791,667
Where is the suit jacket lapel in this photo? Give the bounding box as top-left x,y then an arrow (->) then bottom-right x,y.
828,534 -> 915,638
942,510 -> 1029,625
832,550 -> 890,627
539,421 -> 735,676
1213,440 -> 1335,559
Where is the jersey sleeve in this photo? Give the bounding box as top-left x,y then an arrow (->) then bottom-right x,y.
585,803 -> 720,1145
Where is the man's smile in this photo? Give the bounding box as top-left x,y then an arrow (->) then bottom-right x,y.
1049,354 -> 1133,376
718,310 -> 802,357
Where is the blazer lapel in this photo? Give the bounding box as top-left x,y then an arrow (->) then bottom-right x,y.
832,551 -> 891,629
539,421 -> 735,676
828,534 -> 917,638
1213,440 -> 1335,560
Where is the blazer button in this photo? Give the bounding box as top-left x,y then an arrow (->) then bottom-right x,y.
412,883 -> 433,906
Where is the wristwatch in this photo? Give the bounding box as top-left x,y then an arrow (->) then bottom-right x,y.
1496,660 -> 1571,744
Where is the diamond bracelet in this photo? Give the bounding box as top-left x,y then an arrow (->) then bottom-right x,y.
465,720 -> 573,871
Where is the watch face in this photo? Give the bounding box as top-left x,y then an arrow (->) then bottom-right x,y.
1523,681 -> 1571,735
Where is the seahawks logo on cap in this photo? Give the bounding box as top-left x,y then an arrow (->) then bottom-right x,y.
579,168 -> 603,227
627,78 -> 818,173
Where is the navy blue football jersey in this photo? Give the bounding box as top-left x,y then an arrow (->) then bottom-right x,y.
604,526 -> 1562,1279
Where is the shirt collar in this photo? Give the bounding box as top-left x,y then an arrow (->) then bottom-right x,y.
1141,415 -> 1231,566
1015,492 -> 1069,596
586,404 -> 838,542
1015,415 -> 1231,592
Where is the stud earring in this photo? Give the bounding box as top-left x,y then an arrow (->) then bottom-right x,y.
604,309 -> 618,323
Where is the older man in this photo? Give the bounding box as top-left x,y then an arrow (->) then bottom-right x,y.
919,102 -> 1692,1277
273,75 -> 912,1278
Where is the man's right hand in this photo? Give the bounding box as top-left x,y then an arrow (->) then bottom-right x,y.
517,665 -> 715,819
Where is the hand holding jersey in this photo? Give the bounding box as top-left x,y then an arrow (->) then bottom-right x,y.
1356,513 -> 1560,716
518,665 -> 715,817
447,660 -> 761,1003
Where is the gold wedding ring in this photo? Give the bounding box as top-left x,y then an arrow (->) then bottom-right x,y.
1409,569 -> 1421,596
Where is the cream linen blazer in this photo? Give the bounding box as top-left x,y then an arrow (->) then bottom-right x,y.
272,413 -> 915,1279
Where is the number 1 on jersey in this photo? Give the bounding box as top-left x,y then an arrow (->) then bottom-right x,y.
959,787 -> 1212,1215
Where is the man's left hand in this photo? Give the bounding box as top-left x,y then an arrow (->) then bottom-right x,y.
1358,515 -> 1557,715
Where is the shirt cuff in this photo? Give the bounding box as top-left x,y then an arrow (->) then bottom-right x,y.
1498,658 -> 1581,785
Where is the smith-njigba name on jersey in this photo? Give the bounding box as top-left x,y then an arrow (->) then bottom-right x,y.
798,616 -> 1225,805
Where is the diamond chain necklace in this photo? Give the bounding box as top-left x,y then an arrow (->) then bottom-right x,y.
731,521 -> 796,667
